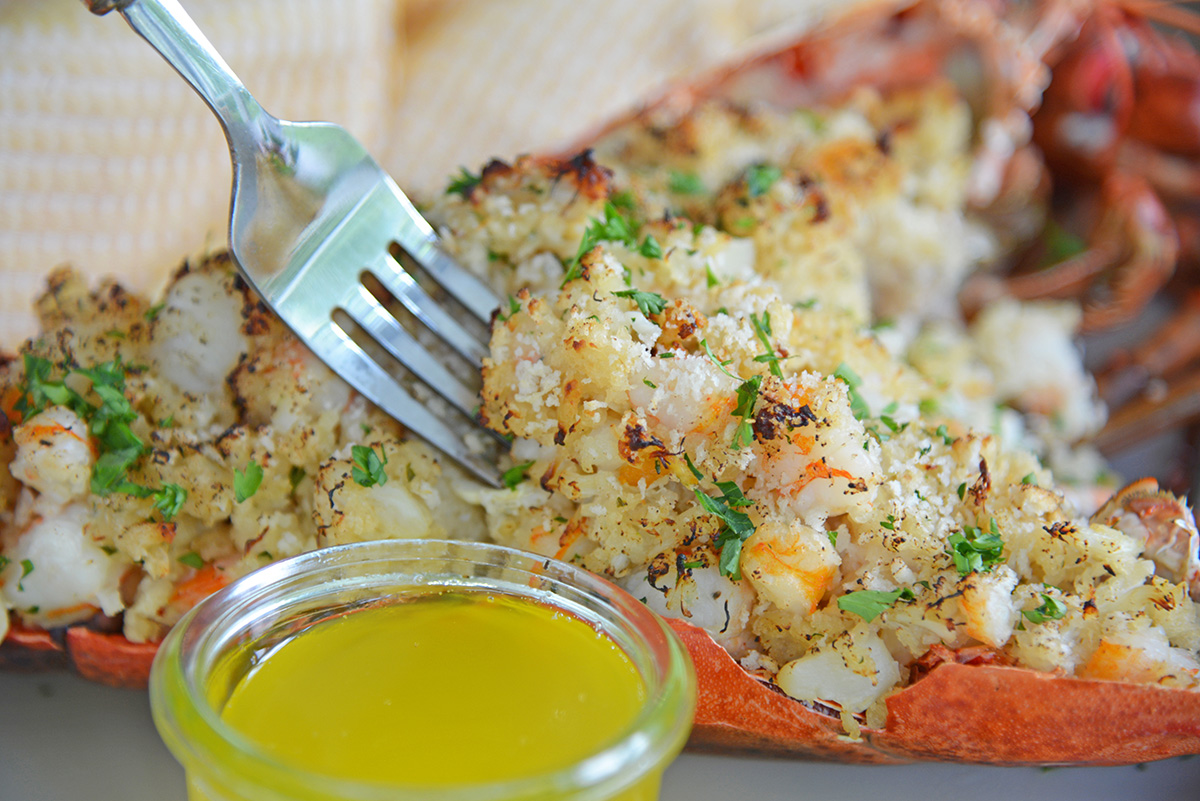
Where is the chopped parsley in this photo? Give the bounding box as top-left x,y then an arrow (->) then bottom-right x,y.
643,378 -> 657,389
288,465 -> 306,492
745,163 -> 782,198
1022,593 -> 1067,624
668,170 -> 706,195
1021,472 -> 1038,486
705,263 -> 720,288
612,288 -> 667,317
693,481 -> 755,580
18,559 -> 34,591
957,482 -> 967,500
639,235 -> 663,259
880,514 -> 896,531
1040,220 -> 1087,267
731,375 -> 762,450
143,302 -> 165,322
234,462 -> 264,502
749,312 -> 783,378
935,424 -> 953,445
151,483 -> 187,522
350,445 -> 388,488
562,201 -> 640,287
16,355 -> 154,499
683,453 -> 704,481
837,587 -> 915,622
700,339 -> 737,378
445,166 -> 482,198
177,552 -> 205,570
948,519 -> 1005,576
501,460 -> 535,490
833,362 -> 869,420
497,295 -> 522,322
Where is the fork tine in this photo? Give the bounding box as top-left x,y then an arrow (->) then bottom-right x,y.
366,253 -> 490,368
387,181 -> 503,324
341,283 -> 480,419
306,321 -> 502,488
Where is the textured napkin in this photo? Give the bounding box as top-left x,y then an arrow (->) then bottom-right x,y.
0,0 -> 838,346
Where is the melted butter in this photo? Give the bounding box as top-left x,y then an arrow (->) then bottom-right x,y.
217,591 -> 646,786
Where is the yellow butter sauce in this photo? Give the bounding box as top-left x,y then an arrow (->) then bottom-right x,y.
216,591 -> 647,787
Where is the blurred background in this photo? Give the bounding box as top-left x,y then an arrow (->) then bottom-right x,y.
0,0 -> 842,346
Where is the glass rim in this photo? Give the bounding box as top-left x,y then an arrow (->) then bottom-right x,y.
150,538 -> 696,801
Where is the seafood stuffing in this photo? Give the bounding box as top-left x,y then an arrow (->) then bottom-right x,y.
3,0 -> 1200,765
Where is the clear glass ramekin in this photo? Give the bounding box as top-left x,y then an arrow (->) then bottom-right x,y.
149,539 -> 696,801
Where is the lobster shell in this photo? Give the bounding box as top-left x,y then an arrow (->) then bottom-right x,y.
4,0 -> 1200,766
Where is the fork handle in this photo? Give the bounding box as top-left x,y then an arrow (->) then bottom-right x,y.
81,0 -> 277,153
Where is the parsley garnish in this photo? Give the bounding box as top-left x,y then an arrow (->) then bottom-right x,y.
612,288 -> 667,317
18,559 -> 34,591
700,338 -> 738,379
502,460 -> 535,490
1021,472 -> 1037,486
935,424 -> 953,445
668,170 -> 705,195
1040,220 -> 1087,267
16,355 -> 158,499
683,453 -> 704,481
731,375 -> 762,450
178,552 -> 205,570
1022,594 -> 1067,624
833,363 -> 869,420
693,481 -> 755,580
643,378 -> 657,389
957,482 -> 967,500
705,263 -> 720,288
562,201 -> 640,287
144,302 -> 165,322
288,466 -> 306,492
497,295 -> 522,322
948,519 -> 1005,576
152,483 -> 187,522
639,235 -> 663,259
880,514 -> 896,531
350,445 -> 388,488
445,166 -> 482,198
745,163 -> 782,198
234,462 -> 264,502
749,312 -> 783,378
837,587 -> 915,622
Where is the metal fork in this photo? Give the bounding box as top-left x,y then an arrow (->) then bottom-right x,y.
83,0 -> 504,486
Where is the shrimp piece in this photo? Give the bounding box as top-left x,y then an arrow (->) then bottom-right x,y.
959,565 -> 1020,649
740,520 -> 839,617
1080,627 -> 1200,688
9,406 -> 93,507
2,503 -> 127,626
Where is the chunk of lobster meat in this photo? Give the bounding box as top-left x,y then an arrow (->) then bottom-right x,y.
1,503 -> 128,628
1080,626 -> 1200,688
960,565 -> 1020,649
8,406 -> 93,508
622,548 -> 755,654
775,627 -> 900,714
1090,477 -> 1200,600
740,519 -> 840,617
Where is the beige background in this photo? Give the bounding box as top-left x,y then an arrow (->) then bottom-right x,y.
0,0 -> 840,347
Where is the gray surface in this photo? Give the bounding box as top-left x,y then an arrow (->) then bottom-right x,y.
2,670 -> 1199,800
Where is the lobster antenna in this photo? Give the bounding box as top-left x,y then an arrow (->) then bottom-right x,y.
1121,0 -> 1200,36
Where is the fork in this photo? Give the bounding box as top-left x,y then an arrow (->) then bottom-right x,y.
82,0 -> 504,487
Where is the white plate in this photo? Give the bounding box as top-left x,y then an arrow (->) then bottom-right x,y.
2,670 -> 1199,801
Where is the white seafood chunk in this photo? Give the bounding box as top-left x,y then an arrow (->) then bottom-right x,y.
776,630 -> 900,713
9,406 -> 93,506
